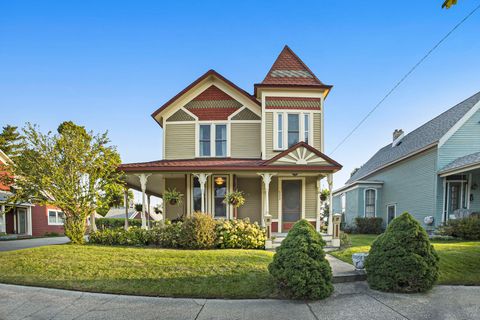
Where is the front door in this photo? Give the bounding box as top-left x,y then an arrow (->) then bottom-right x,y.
17,208 -> 27,234
387,205 -> 396,224
282,180 -> 302,231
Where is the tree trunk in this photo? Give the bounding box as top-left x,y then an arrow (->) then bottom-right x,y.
64,215 -> 87,244
89,211 -> 97,233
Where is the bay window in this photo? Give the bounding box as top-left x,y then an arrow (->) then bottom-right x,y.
198,124 -> 228,157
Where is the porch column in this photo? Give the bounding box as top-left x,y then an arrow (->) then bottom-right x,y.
124,188 -> 129,230
327,173 -> 334,235
161,176 -> 166,222
27,206 -> 32,236
137,173 -> 151,229
0,204 -> 5,234
147,194 -> 151,228
193,173 -> 211,213
316,177 -> 322,232
258,173 -> 276,249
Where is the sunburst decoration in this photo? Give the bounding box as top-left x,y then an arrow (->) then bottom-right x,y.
274,147 -> 327,165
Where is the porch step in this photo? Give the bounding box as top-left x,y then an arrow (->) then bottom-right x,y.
272,233 -> 337,249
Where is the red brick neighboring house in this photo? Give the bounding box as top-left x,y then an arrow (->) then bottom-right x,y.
0,149 -> 64,237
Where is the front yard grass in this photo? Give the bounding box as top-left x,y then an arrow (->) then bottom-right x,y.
0,245 -> 276,298
331,234 -> 480,285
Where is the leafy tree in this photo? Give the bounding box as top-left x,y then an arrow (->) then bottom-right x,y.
95,185 -> 133,231
365,212 -> 439,293
268,220 -> 333,300
0,125 -> 25,160
2,121 -> 123,244
442,0 -> 458,9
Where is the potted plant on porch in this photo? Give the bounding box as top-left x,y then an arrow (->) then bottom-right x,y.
320,189 -> 330,201
164,188 -> 184,206
224,190 -> 246,208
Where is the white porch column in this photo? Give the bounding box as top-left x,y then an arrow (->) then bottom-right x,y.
147,194 -> 151,228
193,173 -> 211,213
137,173 -> 151,229
124,188 -> 129,230
258,173 -> 276,249
316,176 -> 322,232
161,176 -> 166,222
0,204 -> 5,234
327,173 -> 334,235
27,206 -> 33,236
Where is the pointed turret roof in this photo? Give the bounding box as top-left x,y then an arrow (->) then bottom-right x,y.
255,45 -> 332,96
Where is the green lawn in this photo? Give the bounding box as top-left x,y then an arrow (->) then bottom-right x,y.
331,234 -> 480,285
0,245 -> 276,298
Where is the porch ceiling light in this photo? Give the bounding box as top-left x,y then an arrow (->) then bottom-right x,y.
215,177 -> 225,185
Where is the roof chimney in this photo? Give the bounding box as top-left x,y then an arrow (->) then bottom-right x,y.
392,129 -> 404,147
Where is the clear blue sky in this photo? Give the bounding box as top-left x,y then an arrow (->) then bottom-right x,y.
1,0 -> 480,189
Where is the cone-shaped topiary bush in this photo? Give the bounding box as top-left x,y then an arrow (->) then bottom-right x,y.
365,212 -> 439,293
268,220 -> 333,299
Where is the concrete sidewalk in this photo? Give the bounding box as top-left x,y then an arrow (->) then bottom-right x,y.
1,282 -> 478,320
0,236 -> 70,252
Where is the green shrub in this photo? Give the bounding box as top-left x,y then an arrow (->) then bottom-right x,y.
89,227 -> 151,246
268,220 -> 333,300
43,232 -> 61,237
365,212 -> 439,293
179,212 -> 216,249
96,218 -> 142,229
150,221 -> 183,248
215,218 -> 266,249
354,217 -> 383,234
340,231 -> 351,248
438,216 -> 480,240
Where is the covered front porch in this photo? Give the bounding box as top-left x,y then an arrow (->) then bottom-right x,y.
439,152 -> 480,222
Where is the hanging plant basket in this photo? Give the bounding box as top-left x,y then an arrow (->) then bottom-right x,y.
224,190 -> 245,208
320,194 -> 327,201
164,188 -> 184,207
169,199 -> 178,206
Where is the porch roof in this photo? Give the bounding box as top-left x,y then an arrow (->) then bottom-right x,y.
439,151 -> 480,176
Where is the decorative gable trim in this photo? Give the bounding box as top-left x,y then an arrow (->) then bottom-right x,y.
230,107 -> 261,121
166,108 -> 196,122
264,141 -> 342,169
438,99 -> 480,147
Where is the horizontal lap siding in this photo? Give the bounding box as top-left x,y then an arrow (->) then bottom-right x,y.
265,112 -> 280,159
165,123 -> 195,160
236,177 -> 262,224
367,148 -> 438,227
313,113 -> 322,151
231,123 -> 261,158
165,177 -> 186,220
32,205 -> 64,237
345,189 -> 361,226
269,177 -> 279,219
305,176 -> 317,220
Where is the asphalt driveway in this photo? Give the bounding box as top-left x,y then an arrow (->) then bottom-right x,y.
0,282 -> 478,320
0,236 -> 70,251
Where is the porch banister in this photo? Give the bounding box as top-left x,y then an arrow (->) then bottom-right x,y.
327,173 -> 334,235
137,173 -> 151,229
193,173 -> 211,214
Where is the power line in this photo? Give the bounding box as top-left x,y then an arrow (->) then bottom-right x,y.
330,3 -> 480,155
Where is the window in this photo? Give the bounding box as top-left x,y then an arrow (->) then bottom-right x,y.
341,193 -> 346,213
304,114 -> 310,144
192,177 -> 202,212
275,112 -> 312,150
277,114 -> 283,149
387,204 -> 396,224
364,189 -> 376,217
213,176 -> 227,218
287,114 -> 300,147
198,124 -> 227,157
199,125 -> 211,157
48,210 -> 65,225
215,125 -> 227,157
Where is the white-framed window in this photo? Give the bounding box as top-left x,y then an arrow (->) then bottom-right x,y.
212,175 -> 228,218
192,176 -> 202,212
48,210 -> 65,225
198,123 -> 227,157
364,189 -> 376,217
341,193 -> 346,213
274,112 -> 313,150
387,204 -> 396,224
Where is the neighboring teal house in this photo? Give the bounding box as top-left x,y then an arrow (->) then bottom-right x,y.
333,91 -> 480,232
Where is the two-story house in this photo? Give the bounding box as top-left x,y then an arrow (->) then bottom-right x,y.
119,46 -> 342,242
332,91 -> 480,232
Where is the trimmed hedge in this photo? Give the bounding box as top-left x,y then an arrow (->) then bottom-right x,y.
438,215 -> 480,240
354,217 -> 383,234
365,212 -> 439,293
268,220 -> 333,300
96,218 -> 141,229
89,214 -> 266,250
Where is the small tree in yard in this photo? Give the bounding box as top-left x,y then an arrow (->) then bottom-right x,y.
365,212 -> 439,293
268,220 -> 333,300
1,121 -> 123,244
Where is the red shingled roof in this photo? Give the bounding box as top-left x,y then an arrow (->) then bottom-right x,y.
119,142 -> 342,173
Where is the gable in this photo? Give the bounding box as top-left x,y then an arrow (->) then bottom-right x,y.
265,97 -> 321,110
270,146 -> 331,166
184,85 -> 242,120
